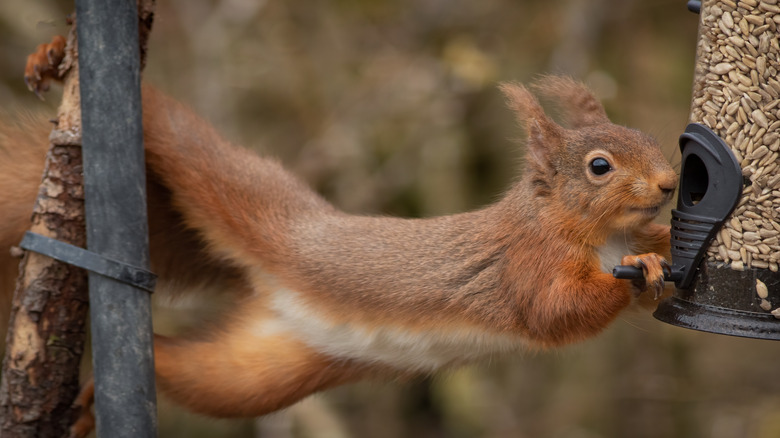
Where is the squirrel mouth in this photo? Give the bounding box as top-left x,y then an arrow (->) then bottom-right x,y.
632,205 -> 661,217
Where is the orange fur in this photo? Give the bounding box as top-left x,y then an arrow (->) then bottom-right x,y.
154,332 -> 368,417
24,34 -> 66,98
3,38 -> 679,427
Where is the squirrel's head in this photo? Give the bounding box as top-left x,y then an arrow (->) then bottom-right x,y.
500,76 -> 678,237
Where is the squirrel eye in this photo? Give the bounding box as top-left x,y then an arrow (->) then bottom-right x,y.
589,157 -> 612,176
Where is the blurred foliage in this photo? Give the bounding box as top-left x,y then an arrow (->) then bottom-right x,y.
5,1 -> 780,438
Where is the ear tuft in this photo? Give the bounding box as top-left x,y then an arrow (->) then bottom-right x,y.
498,82 -> 563,139
499,82 -> 563,179
531,75 -> 610,128
498,82 -> 545,126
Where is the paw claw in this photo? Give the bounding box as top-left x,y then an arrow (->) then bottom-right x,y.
620,253 -> 668,299
653,279 -> 664,300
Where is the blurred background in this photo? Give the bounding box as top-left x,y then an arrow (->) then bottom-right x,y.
4,1 -> 780,437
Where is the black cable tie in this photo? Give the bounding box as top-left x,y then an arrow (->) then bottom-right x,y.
19,231 -> 156,293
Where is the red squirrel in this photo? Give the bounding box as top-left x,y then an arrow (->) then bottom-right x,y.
5,37 -> 677,425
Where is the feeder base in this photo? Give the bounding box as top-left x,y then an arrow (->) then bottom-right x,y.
654,296 -> 780,340
653,261 -> 780,340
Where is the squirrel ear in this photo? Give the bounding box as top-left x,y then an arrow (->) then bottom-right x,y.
532,75 -> 610,128
499,82 -> 563,170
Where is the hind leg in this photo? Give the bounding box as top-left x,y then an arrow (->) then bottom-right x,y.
152,295 -> 373,418
24,34 -> 66,98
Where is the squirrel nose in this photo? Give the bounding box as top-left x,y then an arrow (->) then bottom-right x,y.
658,172 -> 678,196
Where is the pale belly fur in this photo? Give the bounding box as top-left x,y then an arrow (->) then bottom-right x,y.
596,233 -> 636,273
250,283 -> 525,372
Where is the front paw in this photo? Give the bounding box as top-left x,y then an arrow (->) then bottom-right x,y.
24,35 -> 66,99
620,253 -> 669,299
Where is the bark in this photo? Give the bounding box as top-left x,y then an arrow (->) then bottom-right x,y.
0,25 -> 88,437
0,2 -> 156,436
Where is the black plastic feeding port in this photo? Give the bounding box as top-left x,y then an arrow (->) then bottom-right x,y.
611,124 -> 780,340
613,123 -> 742,289
665,123 -> 743,289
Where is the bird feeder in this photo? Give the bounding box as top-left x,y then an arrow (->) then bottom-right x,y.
658,0 -> 780,339
617,0 -> 780,339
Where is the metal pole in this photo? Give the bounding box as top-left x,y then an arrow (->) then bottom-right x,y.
75,0 -> 157,436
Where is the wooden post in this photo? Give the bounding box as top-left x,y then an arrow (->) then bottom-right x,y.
0,2 -> 156,436
0,24 -> 90,438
